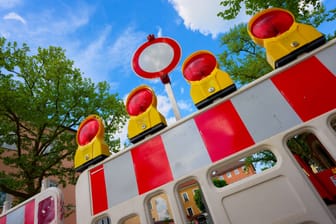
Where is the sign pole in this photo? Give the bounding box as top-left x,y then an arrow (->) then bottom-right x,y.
160,75 -> 181,120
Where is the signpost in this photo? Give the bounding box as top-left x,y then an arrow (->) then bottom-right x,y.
132,34 -> 182,120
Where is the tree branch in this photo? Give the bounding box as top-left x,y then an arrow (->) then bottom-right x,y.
0,182 -> 30,199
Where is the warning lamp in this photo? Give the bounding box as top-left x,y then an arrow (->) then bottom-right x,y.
182,50 -> 236,109
74,114 -> 110,172
126,85 -> 167,143
247,7 -> 325,68
38,196 -> 55,224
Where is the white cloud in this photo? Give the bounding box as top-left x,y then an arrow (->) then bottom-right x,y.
156,26 -> 163,37
0,0 -> 21,9
71,25 -> 112,82
166,116 -> 177,125
113,121 -> 129,150
177,99 -> 193,112
71,25 -> 146,84
157,94 -> 173,117
0,3 -> 92,49
168,0 -> 249,38
180,86 -> 185,94
107,26 -> 146,76
26,5 -> 91,39
3,12 -> 26,24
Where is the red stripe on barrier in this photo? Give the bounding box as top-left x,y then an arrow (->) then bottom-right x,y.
25,199 -> 35,224
271,56 -> 336,121
194,100 -> 255,162
0,216 -> 6,224
90,164 -> 108,215
131,135 -> 173,194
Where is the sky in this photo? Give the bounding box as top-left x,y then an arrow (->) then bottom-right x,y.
1,0 -> 335,145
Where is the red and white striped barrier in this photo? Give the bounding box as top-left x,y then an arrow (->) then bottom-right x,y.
0,187 -> 63,224
79,39 -> 336,216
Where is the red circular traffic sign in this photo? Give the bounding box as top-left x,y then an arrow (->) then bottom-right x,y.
132,36 -> 181,79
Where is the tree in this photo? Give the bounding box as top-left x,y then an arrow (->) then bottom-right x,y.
217,0 -> 336,26
212,178 -> 227,188
217,1 -> 336,85
218,23 -> 272,85
193,189 -> 205,213
0,38 -> 127,202
244,150 -> 277,172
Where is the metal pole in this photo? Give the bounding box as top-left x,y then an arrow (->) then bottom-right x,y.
160,74 -> 181,120
164,82 -> 181,120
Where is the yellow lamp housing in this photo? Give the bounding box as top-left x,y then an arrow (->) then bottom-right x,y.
182,50 -> 236,109
74,114 -> 110,172
247,7 -> 326,69
126,85 -> 167,144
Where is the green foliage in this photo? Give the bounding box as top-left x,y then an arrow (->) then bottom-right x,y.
303,5 -> 336,27
218,23 -> 272,85
217,1 -> 336,85
212,178 -> 227,188
326,31 -> 336,41
244,150 -> 277,172
0,38 -> 127,201
193,189 -> 205,212
218,0 -> 326,23
287,133 -> 312,161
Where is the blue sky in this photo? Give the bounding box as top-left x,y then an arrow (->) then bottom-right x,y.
1,0 -> 335,144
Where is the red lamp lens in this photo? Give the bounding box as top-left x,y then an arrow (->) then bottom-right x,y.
183,53 -> 216,81
126,88 -> 153,116
78,118 -> 99,146
251,10 -> 294,38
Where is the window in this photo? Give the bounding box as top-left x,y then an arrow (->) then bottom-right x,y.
147,192 -> 174,223
46,179 -> 58,188
1,132 -> 17,150
41,179 -> 58,191
242,166 -> 247,173
211,149 -> 277,187
186,207 -> 193,217
42,144 -> 53,154
182,192 -> 189,202
1,142 -> 16,150
0,192 -> 6,208
0,193 -> 12,210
